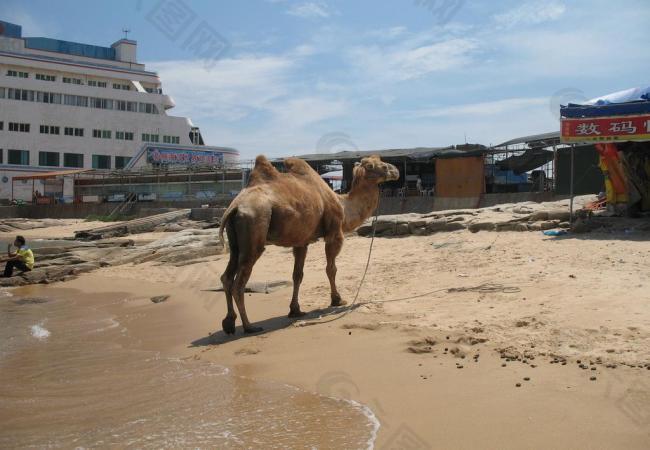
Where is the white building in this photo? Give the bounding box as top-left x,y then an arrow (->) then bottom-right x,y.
0,20 -> 238,201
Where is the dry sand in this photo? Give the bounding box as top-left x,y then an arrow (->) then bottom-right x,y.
19,225 -> 648,448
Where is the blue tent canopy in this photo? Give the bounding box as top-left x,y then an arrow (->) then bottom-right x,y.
561,85 -> 650,119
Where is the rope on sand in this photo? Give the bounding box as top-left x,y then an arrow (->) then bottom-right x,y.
294,199 -> 521,328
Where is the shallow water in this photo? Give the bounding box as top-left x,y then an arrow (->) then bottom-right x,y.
0,290 -> 378,448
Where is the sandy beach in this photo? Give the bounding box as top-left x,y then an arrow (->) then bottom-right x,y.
2,214 -> 648,448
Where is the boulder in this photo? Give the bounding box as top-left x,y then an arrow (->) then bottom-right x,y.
546,210 -> 571,221
468,222 -> 496,233
539,220 -> 559,230
530,211 -> 549,221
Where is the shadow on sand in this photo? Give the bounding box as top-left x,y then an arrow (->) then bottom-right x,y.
189,304 -> 357,347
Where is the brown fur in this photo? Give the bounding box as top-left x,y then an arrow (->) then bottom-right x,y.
219,154 -> 399,334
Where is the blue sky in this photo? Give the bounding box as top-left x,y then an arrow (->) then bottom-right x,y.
4,0 -> 650,159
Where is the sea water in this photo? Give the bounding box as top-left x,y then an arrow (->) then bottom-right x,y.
0,290 -> 378,448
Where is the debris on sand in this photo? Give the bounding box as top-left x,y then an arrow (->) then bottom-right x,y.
151,295 -> 170,304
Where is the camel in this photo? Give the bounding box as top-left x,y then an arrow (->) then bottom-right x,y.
218,154 -> 399,334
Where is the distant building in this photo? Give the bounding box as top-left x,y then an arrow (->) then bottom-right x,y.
0,20 -> 238,201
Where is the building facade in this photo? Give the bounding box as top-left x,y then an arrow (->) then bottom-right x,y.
0,20 -> 238,201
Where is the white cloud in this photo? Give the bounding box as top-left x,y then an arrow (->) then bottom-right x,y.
349,38 -> 478,82
287,1 -> 331,19
494,1 -> 566,27
408,97 -> 548,118
149,55 -> 295,121
267,97 -> 348,128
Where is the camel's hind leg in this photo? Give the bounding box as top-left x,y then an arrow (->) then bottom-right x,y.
232,214 -> 267,333
325,231 -> 346,307
220,224 -> 239,335
288,245 -> 308,318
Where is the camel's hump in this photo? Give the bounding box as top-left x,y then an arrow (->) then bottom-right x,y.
283,157 -> 314,176
248,155 -> 280,184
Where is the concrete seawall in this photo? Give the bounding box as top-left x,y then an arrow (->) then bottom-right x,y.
0,192 -> 563,220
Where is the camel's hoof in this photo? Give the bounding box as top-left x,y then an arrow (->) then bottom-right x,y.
330,299 -> 347,307
288,309 -> 306,318
222,316 -> 236,335
244,326 -> 263,334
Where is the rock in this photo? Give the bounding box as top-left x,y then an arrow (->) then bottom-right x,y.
530,211 -> 549,221
394,223 -> 410,236
558,222 -> 571,229
495,222 -> 517,232
539,220 -> 559,230
412,227 -> 428,236
468,222 -> 495,233
151,295 -> 170,303
407,219 -> 427,232
527,223 -> 542,231
0,276 -> 26,287
443,222 -> 466,232
426,218 -> 449,232
514,223 -> 529,232
546,210 -> 571,221
512,205 -> 534,214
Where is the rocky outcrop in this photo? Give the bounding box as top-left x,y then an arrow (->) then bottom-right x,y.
0,229 -> 222,287
357,205 -> 573,238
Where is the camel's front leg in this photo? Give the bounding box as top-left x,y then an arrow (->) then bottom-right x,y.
288,246 -> 308,317
325,232 -> 346,307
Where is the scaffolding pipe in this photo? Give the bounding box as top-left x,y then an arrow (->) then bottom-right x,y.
569,144 -> 575,226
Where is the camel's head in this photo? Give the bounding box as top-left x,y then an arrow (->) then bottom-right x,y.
354,155 -> 400,184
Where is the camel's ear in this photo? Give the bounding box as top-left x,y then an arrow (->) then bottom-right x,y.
354,162 -> 361,167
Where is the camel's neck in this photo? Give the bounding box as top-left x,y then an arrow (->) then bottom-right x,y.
338,180 -> 379,232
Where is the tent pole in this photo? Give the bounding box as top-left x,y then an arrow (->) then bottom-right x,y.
569,144 -> 575,226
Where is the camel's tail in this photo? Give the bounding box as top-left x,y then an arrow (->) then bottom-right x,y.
219,205 -> 237,248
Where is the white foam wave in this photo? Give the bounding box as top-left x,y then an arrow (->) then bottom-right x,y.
30,323 -> 51,340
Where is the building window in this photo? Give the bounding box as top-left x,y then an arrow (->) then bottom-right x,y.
115,131 -> 134,140
62,77 -> 82,85
7,88 -> 35,101
0,121 -> 3,130
9,122 -> 30,133
37,92 -> 62,104
39,151 -> 60,167
7,70 -> 28,78
138,103 -> 159,114
36,73 -> 56,82
39,125 -> 60,135
115,156 -> 132,169
0,149 -> 3,164
64,153 -> 84,168
90,97 -> 113,109
93,129 -> 111,139
163,135 -> 180,144
113,83 -> 131,90
64,127 -> 84,137
8,149 -> 30,165
92,154 -> 111,169
87,80 -> 106,87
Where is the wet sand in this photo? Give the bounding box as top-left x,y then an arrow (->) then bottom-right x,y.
2,228 -> 650,448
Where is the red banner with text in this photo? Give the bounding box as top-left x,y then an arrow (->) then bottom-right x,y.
561,114 -> 650,143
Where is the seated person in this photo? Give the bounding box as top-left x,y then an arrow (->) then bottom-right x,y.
4,236 -> 34,277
